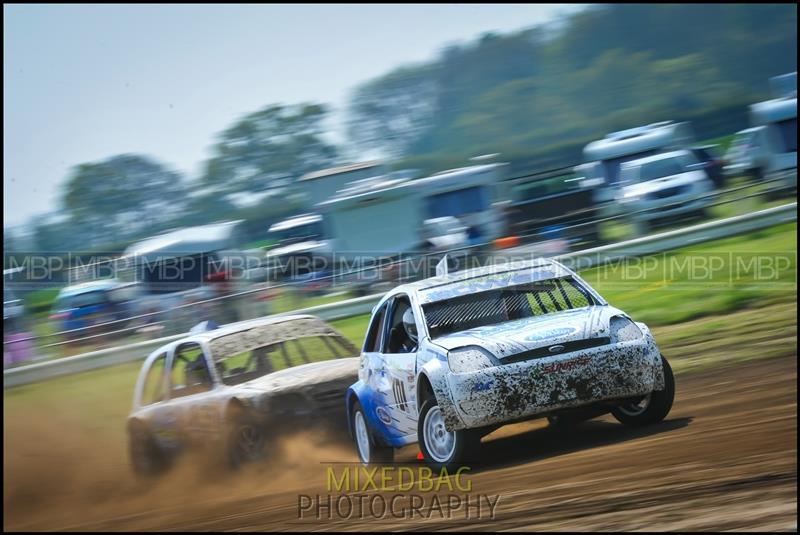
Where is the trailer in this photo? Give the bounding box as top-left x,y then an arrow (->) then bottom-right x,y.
502,165 -> 601,250
316,165 -> 507,291
318,164 -> 507,257
121,221 -> 247,328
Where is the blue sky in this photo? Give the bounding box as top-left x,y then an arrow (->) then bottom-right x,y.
4,4 -> 584,228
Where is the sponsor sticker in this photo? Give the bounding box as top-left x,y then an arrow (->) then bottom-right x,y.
375,406 -> 392,425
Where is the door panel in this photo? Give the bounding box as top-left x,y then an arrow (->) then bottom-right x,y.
375,295 -> 419,437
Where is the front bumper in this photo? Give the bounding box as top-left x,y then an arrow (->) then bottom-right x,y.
445,339 -> 662,430
627,194 -> 711,222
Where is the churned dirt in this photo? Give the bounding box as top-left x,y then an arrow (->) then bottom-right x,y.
4,353 -> 796,531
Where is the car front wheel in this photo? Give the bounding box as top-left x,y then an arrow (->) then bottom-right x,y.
227,407 -> 266,469
612,355 -> 675,427
418,398 -> 480,471
128,421 -> 169,476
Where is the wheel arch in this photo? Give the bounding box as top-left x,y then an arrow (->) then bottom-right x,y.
417,358 -> 465,431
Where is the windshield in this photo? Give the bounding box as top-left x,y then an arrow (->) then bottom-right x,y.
272,221 -> 323,244
422,276 -> 597,339
600,150 -> 658,186
623,156 -> 686,184
210,330 -> 358,386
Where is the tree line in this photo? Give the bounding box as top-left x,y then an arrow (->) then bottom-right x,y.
23,3 -> 797,254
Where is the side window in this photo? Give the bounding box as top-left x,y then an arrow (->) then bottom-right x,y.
141,353 -> 167,406
170,342 -> 214,398
385,296 -> 414,354
364,303 -> 388,352
284,335 -> 358,364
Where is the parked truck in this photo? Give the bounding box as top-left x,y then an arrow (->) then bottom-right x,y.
580,121 -> 696,217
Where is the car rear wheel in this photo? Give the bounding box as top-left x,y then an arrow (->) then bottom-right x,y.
612,355 -> 675,427
418,398 -> 480,472
351,402 -> 394,465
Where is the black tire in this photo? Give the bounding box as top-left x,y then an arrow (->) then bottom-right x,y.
351,401 -> 394,465
128,421 -> 169,476
417,398 -> 480,472
226,406 -> 266,469
612,355 -> 675,427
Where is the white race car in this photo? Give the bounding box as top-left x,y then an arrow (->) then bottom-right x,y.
345,257 -> 675,469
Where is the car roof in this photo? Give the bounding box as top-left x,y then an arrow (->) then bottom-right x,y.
621,150 -> 689,168
389,258 -> 570,304
187,313 -> 329,343
299,160 -> 383,182
183,314 -> 356,363
268,213 -> 322,232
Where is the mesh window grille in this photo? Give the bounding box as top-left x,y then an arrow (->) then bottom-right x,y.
423,278 -> 595,338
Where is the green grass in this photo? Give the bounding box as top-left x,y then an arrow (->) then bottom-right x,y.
585,222 -> 796,325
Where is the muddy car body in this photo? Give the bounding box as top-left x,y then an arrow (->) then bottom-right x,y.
346,258 -> 675,469
127,314 -> 359,474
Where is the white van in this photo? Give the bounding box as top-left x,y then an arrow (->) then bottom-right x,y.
581,121 -> 696,213
616,150 -> 714,234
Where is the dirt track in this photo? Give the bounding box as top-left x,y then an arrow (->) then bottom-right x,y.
5,354 -> 796,531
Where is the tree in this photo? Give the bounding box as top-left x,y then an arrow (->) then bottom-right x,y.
201,103 -> 339,195
61,154 -> 186,245
346,64 -> 439,157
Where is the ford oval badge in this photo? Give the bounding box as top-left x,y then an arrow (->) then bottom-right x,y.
548,344 -> 565,354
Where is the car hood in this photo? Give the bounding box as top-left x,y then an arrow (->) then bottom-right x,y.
233,357 -> 359,393
429,305 -> 622,359
622,170 -> 705,198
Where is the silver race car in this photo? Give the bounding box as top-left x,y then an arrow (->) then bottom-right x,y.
346,257 -> 675,469
127,315 -> 359,474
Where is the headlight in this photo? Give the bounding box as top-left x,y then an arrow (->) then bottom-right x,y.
447,346 -> 496,374
610,316 -> 642,343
